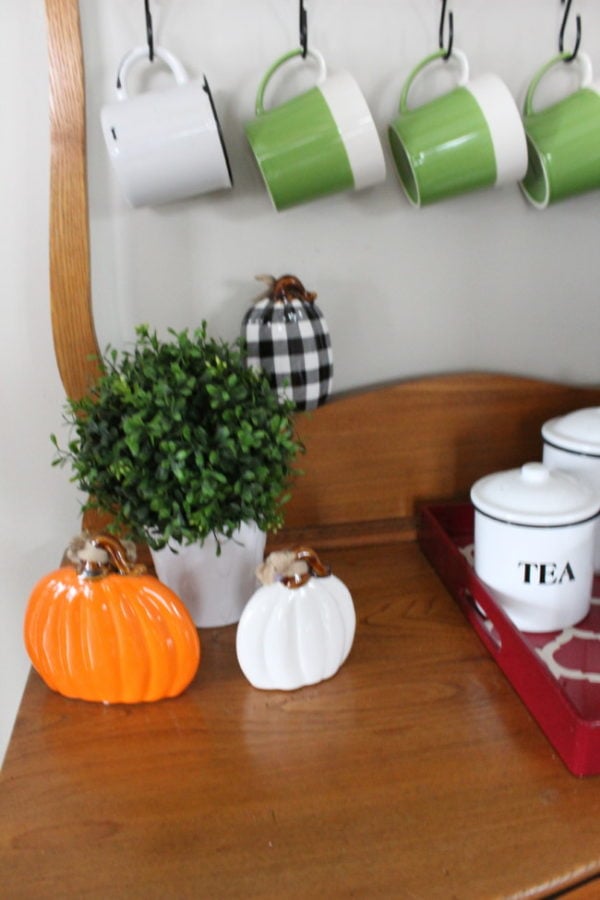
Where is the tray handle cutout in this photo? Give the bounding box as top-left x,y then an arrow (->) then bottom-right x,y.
459,586 -> 502,652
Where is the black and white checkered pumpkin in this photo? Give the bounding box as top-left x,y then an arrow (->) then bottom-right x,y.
242,275 -> 333,411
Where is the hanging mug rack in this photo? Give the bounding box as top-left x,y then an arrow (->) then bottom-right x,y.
130,0 -> 587,72
559,0 -> 581,62
144,0 -> 154,62
438,0 -> 454,61
299,0 -> 308,58
102,0 -> 597,213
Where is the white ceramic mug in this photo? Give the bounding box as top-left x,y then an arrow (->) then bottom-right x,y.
388,48 -> 528,207
245,48 -> 386,211
101,46 -> 233,207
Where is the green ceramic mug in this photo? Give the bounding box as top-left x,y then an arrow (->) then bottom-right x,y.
245,48 -> 386,211
388,48 -> 527,207
520,52 -> 600,208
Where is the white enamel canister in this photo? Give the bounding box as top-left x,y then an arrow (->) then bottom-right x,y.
542,407 -> 600,571
470,462 -> 599,633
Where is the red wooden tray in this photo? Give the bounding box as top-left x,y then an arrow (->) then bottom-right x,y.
418,502 -> 600,777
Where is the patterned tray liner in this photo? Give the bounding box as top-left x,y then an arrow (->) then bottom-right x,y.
459,541 -> 600,721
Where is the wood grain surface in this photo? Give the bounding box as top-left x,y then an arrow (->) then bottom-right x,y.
284,373 -> 600,538
17,2 -> 600,897
3,540 -> 600,899
47,0 -> 100,400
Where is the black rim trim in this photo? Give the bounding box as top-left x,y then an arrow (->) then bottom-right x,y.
543,438 -> 600,460
473,506 -> 600,529
203,75 -> 233,187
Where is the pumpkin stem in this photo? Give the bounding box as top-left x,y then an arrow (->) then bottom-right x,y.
78,535 -> 147,579
281,547 -> 331,589
254,274 -> 317,305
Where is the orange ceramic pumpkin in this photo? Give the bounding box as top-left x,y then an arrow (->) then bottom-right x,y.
24,535 -> 200,703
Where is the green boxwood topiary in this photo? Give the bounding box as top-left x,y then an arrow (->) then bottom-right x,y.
52,324 -> 303,551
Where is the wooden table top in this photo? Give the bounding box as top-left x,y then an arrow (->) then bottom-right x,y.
3,538 -> 600,899
36,3 -> 600,894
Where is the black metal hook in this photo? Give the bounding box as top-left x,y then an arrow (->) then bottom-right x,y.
144,0 -> 155,62
439,0 -> 454,61
299,0 -> 308,58
559,0 -> 581,62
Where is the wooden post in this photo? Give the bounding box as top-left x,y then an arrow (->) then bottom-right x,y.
46,0 -> 100,400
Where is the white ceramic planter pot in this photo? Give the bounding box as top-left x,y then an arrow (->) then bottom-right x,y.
542,407 -> 600,571
150,522 -> 267,628
471,462 -> 599,633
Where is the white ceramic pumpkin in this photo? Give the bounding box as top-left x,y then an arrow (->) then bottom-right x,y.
236,548 -> 356,690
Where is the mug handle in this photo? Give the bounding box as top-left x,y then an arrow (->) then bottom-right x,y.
524,50 -> 593,115
255,47 -> 327,117
399,47 -> 469,114
115,46 -> 189,101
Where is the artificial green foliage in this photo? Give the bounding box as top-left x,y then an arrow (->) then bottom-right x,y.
52,324 -> 303,551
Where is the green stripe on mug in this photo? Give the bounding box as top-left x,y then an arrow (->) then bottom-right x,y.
389,85 -> 496,206
521,52 -> 600,209
245,48 -> 384,212
388,49 -> 526,208
245,84 -> 354,211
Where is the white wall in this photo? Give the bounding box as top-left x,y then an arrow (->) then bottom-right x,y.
82,0 -> 600,387
1,0 -> 599,765
0,1 -> 82,766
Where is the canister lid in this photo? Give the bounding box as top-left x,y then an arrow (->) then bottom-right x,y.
470,462 -> 600,527
542,407 -> 600,457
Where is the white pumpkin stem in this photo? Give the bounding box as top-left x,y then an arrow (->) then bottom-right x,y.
256,550 -> 307,585
281,547 -> 331,589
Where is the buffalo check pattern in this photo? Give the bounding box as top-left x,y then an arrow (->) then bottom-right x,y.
242,297 -> 333,410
